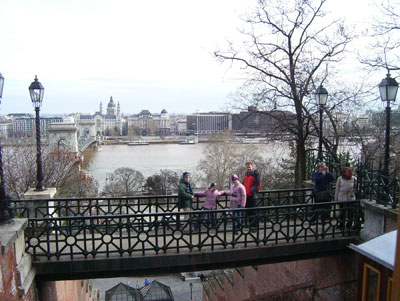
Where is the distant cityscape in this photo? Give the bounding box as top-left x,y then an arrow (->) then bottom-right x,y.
1,96 -> 399,139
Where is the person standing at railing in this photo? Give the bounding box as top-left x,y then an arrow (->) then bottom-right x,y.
312,162 -> 335,222
193,182 -> 226,231
334,166 -> 357,231
243,162 -> 261,232
226,174 -> 246,234
178,172 -> 194,231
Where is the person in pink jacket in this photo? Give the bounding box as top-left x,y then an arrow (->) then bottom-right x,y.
195,182 -> 225,210
194,183 -> 226,231
226,174 -> 246,232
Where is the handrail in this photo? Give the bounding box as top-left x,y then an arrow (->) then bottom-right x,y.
10,188 -> 314,218
24,200 -> 363,261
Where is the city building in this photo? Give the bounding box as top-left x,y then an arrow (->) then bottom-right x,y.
186,112 -> 231,135
5,113 -> 63,137
77,96 -> 123,136
127,109 -> 170,136
0,117 -> 12,137
231,107 -> 294,137
176,119 -> 187,135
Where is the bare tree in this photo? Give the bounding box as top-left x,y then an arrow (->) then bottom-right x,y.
3,140 -> 88,198
196,133 -> 290,190
361,0 -> 400,71
197,134 -> 242,189
103,167 -> 144,196
215,0 -> 352,187
57,169 -> 99,197
144,169 -> 180,195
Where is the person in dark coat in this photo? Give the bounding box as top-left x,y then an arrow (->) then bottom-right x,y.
311,162 -> 335,222
178,172 -> 194,231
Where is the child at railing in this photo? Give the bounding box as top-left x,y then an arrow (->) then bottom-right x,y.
193,183 -> 226,231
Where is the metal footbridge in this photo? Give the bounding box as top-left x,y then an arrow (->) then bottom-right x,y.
11,188 -> 362,281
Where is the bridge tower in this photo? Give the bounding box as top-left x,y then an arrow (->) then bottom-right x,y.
47,123 -> 78,154
77,119 -> 96,140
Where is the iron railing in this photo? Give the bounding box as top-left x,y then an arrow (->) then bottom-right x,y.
10,188 -> 314,219
24,201 -> 362,261
307,151 -> 399,209
356,164 -> 400,209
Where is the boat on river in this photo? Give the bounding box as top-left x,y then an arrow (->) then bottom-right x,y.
128,141 -> 149,146
179,140 -> 195,145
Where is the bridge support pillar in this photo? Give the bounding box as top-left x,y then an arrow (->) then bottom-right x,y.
360,199 -> 398,241
0,219 -> 36,300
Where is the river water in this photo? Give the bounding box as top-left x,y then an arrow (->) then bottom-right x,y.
84,142 -> 291,189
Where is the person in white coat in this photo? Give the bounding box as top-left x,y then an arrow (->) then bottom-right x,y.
334,166 -> 357,230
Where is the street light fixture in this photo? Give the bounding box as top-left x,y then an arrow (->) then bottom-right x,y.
0,72 -> 12,224
379,72 -> 399,177
29,76 -> 46,191
315,84 -> 328,161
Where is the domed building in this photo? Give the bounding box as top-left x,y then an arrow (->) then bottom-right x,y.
127,109 -> 170,136
78,96 -> 123,136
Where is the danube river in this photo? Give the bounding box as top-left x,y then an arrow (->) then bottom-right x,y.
84,142 -> 291,189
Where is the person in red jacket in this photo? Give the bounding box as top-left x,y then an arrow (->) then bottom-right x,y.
243,161 -> 261,232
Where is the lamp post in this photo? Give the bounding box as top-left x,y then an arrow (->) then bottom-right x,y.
379,72 -> 399,177
29,76 -> 46,191
315,85 -> 328,161
0,72 -> 12,224
190,282 -> 193,300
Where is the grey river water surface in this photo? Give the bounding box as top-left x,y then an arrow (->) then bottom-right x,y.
85,142 -> 291,189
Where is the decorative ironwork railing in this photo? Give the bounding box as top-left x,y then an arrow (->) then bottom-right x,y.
10,188 -> 314,219
356,165 -> 400,209
24,201 -> 362,261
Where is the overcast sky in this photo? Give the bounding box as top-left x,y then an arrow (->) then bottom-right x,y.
0,0 -> 376,115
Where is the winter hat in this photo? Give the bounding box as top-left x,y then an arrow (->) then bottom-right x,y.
182,172 -> 191,179
231,174 -> 239,181
209,182 -> 217,189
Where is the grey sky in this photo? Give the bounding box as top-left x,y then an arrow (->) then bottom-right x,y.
0,0 -> 378,115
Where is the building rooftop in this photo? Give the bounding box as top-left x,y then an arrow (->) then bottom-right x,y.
349,230 -> 397,270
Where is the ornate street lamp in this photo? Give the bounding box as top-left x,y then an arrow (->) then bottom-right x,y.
315,85 -> 328,161
0,72 -> 12,224
29,76 -> 46,191
379,72 -> 399,177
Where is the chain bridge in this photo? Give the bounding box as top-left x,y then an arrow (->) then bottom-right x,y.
47,121 -> 99,157
10,188 -> 362,281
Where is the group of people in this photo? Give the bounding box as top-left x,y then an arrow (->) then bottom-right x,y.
312,162 -> 357,229
176,160 -> 357,233
177,162 -> 261,232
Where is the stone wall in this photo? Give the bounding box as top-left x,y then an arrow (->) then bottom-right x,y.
203,253 -> 357,301
39,280 -> 99,301
0,219 -> 36,301
360,199 -> 398,241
